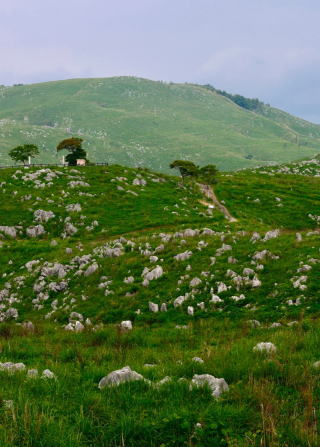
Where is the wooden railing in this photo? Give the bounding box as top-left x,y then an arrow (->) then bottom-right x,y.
0,162 -> 109,169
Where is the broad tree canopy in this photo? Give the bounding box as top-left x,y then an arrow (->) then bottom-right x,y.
169,160 -> 199,178
169,160 -> 219,184
9,144 -> 39,164
199,164 -> 218,185
57,138 -> 87,166
57,138 -> 83,153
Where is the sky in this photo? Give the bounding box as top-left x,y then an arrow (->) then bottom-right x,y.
1,0 -> 320,122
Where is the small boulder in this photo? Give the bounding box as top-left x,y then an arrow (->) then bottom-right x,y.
160,303 -> 167,312
191,374 -> 229,398
84,263 -> 99,276
142,265 -> 163,281
149,302 -> 159,313
190,277 -> 201,287
98,366 -> 144,389
124,276 -> 134,284
26,225 -> 46,238
120,320 -> 133,331
187,306 -> 194,316
0,362 -> 26,373
253,342 -> 276,354
41,369 -> 56,379
74,321 -> 85,333
155,376 -> 172,387
34,209 -> 55,223
0,226 -> 17,238
192,357 -> 204,363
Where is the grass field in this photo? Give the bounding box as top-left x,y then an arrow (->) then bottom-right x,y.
0,160 -> 319,445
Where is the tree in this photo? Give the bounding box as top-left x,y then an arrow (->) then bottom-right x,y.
169,160 -> 199,179
170,160 -> 219,185
57,137 -> 87,166
9,144 -> 39,164
198,164 -> 219,185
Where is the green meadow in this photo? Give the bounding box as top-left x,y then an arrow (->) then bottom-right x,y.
0,159 -> 319,445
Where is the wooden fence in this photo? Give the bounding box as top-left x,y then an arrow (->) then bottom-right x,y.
0,162 -> 109,169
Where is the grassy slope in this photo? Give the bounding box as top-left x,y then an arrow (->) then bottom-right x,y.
0,77 -> 320,171
0,162 -> 319,445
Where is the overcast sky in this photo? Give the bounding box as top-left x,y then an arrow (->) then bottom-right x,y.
1,0 -> 319,122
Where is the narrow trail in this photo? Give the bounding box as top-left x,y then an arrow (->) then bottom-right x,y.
198,183 -> 238,222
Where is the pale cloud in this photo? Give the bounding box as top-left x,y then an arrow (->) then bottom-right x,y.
197,47 -> 320,92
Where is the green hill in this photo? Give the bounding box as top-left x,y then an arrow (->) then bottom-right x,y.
0,159 -> 319,445
0,77 -> 320,171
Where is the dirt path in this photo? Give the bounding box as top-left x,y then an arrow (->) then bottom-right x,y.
198,183 -> 237,222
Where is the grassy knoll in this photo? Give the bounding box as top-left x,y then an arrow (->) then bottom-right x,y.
0,162 -> 319,445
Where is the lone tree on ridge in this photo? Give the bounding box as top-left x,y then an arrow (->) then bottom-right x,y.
170,160 -> 219,184
57,137 -> 87,166
169,160 -> 199,180
9,144 -> 39,165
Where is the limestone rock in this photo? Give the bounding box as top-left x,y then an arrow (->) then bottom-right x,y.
142,265 -> 163,282
191,374 -> 229,398
98,366 -> 144,389
64,222 -> 78,236
0,362 -> 26,373
192,357 -> 204,363
187,306 -> 194,316
120,320 -> 133,331
174,251 -> 192,261
0,226 -> 17,238
84,263 -> 99,276
34,209 -> 55,223
66,203 -> 82,212
190,277 -> 201,287
149,302 -> 159,312
26,225 -> 45,238
42,369 -> 56,379
253,342 -> 277,353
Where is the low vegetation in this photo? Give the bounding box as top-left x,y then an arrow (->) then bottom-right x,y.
0,157 -> 319,445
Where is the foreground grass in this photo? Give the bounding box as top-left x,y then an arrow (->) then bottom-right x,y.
0,319 -> 319,446
0,164 -> 319,445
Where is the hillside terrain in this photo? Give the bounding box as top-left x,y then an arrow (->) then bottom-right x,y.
0,158 -> 319,445
1,77 -> 320,171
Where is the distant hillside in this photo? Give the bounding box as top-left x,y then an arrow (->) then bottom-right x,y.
200,84 -> 266,112
0,77 -> 320,171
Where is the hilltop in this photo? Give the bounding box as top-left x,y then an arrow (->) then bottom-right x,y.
0,159 -> 319,445
1,77 -> 320,171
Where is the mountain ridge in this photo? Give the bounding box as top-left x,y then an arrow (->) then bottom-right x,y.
0,76 -> 319,171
